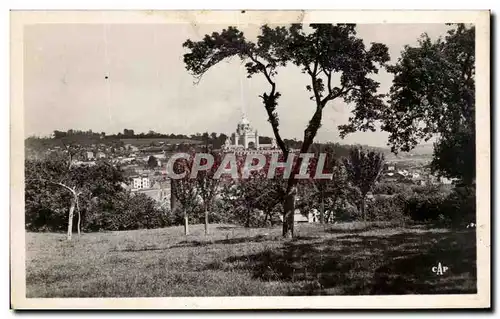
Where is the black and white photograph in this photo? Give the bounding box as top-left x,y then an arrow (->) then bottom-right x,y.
10,10 -> 490,309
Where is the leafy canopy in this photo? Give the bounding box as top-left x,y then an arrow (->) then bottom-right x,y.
342,147 -> 385,197
380,24 -> 475,184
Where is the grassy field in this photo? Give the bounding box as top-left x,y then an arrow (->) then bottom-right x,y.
26,222 -> 476,297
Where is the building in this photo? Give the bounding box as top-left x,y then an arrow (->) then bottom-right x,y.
132,175 -> 150,190
132,179 -> 171,207
279,209 -> 318,223
71,160 -> 96,167
96,151 -> 106,159
439,176 -> 454,185
125,144 -> 139,152
222,115 -> 283,154
230,115 -> 259,149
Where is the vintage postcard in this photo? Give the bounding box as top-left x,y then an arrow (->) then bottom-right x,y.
10,10 -> 490,309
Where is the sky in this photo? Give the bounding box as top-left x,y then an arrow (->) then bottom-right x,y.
24,23 -> 451,147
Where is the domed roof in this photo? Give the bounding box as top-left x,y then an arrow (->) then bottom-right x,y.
239,116 -> 250,125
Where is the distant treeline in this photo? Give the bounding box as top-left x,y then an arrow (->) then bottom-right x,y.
26,128 -> 388,158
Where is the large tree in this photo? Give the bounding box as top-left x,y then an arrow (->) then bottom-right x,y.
183,24 -> 389,237
351,23 -> 475,185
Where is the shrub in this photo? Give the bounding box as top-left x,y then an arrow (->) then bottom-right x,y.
327,200 -> 358,223
411,184 -> 451,196
365,195 -> 409,224
25,184 -> 72,232
440,185 -> 476,226
372,182 -> 416,195
403,192 -> 447,222
209,198 -> 236,224
401,185 -> 475,226
84,192 -> 170,231
364,183 -> 473,226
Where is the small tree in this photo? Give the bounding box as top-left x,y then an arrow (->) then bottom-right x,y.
342,147 -> 384,220
196,152 -> 222,235
297,152 -> 350,224
218,153 -> 285,228
317,159 -> 349,224
170,156 -> 198,235
147,155 -> 159,169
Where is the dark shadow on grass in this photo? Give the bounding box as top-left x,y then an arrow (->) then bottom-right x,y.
210,228 -> 477,296
171,234 -> 281,248
110,234 -> 286,252
216,226 -> 241,230
325,222 -> 443,235
112,247 -> 167,252
325,222 -> 401,234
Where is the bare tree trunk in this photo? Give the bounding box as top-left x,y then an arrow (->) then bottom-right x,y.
262,211 -> 269,227
67,198 -> 76,241
360,197 -> 366,221
319,194 -> 325,224
204,210 -> 209,235
184,211 -> 189,236
245,208 -> 251,228
170,179 -> 179,212
326,210 -> 332,224
282,109 -> 320,237
76,197 -> 81,237
282,189 -> 296,238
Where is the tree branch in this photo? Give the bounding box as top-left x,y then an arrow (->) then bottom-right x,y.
26,178 -> 77,196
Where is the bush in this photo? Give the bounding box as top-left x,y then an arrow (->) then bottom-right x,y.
364,184 -> 475,226
84,192 -> 170,231
400,185 -> 475,226
403,192 -> 447,222
411,184 -> 451,196
440,185 -> 476,226
365,195 -> 409,224
372,182 -> 413,195
25,184 -> 72,232
327,200 -> 358,223
27,186 -> 172,233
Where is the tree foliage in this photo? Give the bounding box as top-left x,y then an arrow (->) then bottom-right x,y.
170,154 -> 199,235
380,24 -> 475,184
342,147 -> 384,219
196,151 -> 223,234
213,153 -> 284,227
147,155 -> 159,169
25,155 -> 133,234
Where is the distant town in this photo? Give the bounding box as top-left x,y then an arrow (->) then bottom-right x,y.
25,116 -> 453,217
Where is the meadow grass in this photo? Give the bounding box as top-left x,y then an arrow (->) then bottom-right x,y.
25,222 -> 476,297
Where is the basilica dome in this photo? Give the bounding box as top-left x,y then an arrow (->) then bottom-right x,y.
239,116 -> 250,126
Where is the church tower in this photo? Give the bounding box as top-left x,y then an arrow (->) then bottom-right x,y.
235,115 -> 258,149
